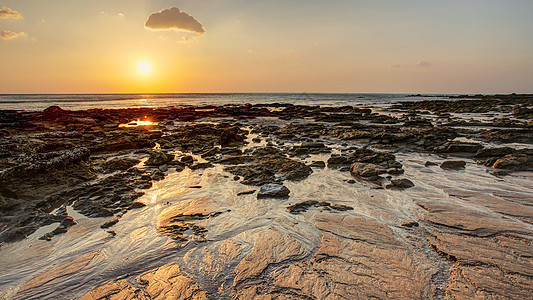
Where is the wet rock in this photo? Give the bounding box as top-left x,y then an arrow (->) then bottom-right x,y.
157,197 -> 222,241
16,251 -> 101,298
129,201 -> 146,209
189,162 -> 214,170
180,155 -> 194,165
39,217 -> 77,241
93,137 -> 154,153
0,147 -> 91,182
215,155 -> 254,165
225,154 -> 312,186
287,200 -> 320,214
329,204 -> 354,211
386,178 -> 415,189
351,162 -> 387,178
220,126 -> 245,146
43,106 -> 66,119
424,161 -> 438,167
102,157 -> 139,172
387,167 -> 405,175
403,118 -> 433,127
289,142 -> 330,156
491,170 -> 510,177
440,160 -> 466,170
145,151 -> 174,166
80,263 -> 209,300
100,218 -> 119,229
473,147 -> 515,159
434,141 -> 483,154
150,169 -> 165,181
401,221 -> 419,228
327,154 -> 349,168
72,201 -> 114,218
237,190 -> 256,196
492,154 -> 533,171
242,214 -> 439,299
257,184 -> 290,199
233,226 -> 314,287
309,161 -> 326,168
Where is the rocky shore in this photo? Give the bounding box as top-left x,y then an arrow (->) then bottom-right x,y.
0,94 -> 532,299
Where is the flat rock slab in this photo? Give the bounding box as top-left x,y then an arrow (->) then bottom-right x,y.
257,184 -> 290,199
80,263 -> 208,300
157,197 -> 223,241
16,250 -> 101,298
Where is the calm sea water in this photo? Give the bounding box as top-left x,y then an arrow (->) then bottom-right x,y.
0,93 -> 451,111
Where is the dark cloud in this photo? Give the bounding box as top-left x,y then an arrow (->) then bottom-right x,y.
0,30 -> 28,40
417,61 -> 432,68
145,7 -> 205,34
0,6 -> 22,19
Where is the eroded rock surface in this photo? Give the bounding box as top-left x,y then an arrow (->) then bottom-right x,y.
80,263 -> 208,300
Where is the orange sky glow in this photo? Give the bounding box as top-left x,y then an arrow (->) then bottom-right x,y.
1,0 -> 533,94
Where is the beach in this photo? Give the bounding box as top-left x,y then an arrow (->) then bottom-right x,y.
0,94 -> 532,299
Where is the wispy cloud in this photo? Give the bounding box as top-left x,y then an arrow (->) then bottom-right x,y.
417,61 -> 432,68
0,6 -> 22,19
145,7 -> 205,34
99,11 -> 125,17
0,30 -> 28,40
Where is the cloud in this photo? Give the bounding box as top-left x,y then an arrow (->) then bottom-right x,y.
145,7 -> 205,34
1,30 -> 28,40
99,11 -> 125,17
0,6 -> 22,19
417,61 -> 432,68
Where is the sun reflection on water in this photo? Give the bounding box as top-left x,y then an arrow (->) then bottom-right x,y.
119,119 -> 158,127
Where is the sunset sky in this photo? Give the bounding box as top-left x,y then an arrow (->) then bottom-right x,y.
1,0 -> 533,93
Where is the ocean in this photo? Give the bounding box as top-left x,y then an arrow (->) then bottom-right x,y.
0,93 -> 451,111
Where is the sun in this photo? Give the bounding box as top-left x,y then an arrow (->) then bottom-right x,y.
137,61 -> 152,75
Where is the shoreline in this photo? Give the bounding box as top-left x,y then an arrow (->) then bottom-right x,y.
0,95 -> 532,299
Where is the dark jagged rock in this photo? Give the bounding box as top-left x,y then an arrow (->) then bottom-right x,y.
386,178 -> 415,189
347,147 -> 402,169
287,200 -> 353,214
145,152 -> 174,166
180,155 -> 195,165
103,157 -> 139,172
189,162 -> 214,170
100,218 -> 119,229
225,154 -> 312,186
257,184 -> 290,199
43,106 -> 66,119
327,155 -> 349,168
492,154 -> 533,171
220,126 -> 245,146
434,141 -> 483,154
329,204 -> 354,211
237,190 -> 256,196
309,161 -> 326,168
425,161 -> 438,167
401,221 -> 419,228
440,160 -> 466,170
351,163 -> 387,178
